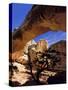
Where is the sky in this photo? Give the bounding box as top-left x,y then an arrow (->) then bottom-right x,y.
11,3 -> 66,46
12,3 -> 33,31
34,31 -> 66,47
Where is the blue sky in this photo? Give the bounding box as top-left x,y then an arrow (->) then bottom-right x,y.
11,3 -> 66,46
12,3 -> 32,31
34,31 -> 66,47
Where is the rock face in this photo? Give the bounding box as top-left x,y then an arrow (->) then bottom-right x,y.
28,39 -> 48,62
9,40 -> 66,86
10,5 -> 66,58
21,5 -> 66,31
49,40 -> 66,71
36,39 -> 48,53
47,71 -> 66,84
9,62 -> 31,86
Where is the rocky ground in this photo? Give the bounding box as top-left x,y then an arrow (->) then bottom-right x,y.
9,61 -> 61,86
9,40 -> 66,86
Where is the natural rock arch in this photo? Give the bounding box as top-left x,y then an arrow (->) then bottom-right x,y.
11,5 -> 66,59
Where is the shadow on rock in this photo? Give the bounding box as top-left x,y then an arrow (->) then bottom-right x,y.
22,79 -> 47,86
9,80 -> 21,87
47,71 -> 66,84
